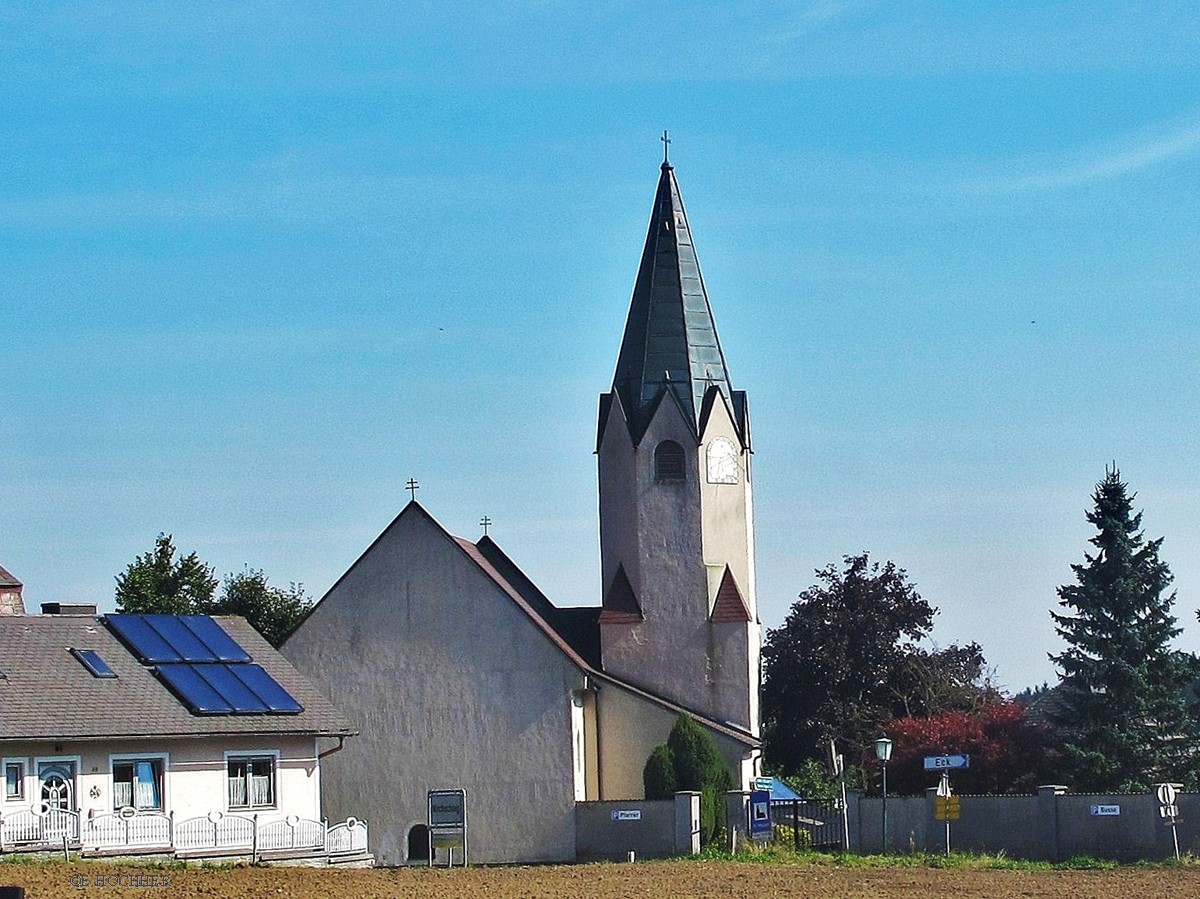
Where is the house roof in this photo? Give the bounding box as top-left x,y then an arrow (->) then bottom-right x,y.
0,614 -> 353,741
0,565 -> 21,588
610,161 -> 739,443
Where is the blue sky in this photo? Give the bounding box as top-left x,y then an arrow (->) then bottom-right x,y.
3,2 -> 1198,692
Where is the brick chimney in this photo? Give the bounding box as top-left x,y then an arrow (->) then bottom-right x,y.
0,565 -> 25,616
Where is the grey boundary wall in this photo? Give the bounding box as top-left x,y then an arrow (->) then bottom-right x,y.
849,786 -> 1198,861
575,793 -> 701,862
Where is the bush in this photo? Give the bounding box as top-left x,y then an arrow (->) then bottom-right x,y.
642,714 -> 736,846
643,744 -> 677,799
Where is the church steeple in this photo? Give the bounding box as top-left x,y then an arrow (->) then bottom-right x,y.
596,152 -> 760,739
611,160 -> 738,442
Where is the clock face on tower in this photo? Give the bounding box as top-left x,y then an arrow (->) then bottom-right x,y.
706,437 -> 739,485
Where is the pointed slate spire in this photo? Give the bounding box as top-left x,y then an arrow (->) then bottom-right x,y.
611,158 -> 735,440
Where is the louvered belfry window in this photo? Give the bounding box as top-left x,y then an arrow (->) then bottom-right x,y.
654,440 -> 686,481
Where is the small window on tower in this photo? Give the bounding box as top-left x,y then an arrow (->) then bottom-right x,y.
654,441 -> 686,482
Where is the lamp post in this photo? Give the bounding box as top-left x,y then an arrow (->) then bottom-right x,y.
874,736 -> 893,854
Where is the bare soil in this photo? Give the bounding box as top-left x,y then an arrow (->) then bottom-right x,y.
5,859 -> 1200,899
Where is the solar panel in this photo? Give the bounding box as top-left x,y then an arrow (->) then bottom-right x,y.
105,615 -> 181,663
155,664 -> 233,714
143,614 -> 219,662
233,664 -> 304,714
195,664 -> 269,713
71,648 -> 117,678
108,614 -> 300,717
180,616 -> 251,663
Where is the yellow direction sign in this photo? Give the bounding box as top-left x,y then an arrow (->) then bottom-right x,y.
935,796 -> 961,821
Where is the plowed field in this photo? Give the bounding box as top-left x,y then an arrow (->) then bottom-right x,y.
5,859 -> 1199,898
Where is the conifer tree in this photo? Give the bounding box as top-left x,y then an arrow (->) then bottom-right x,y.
1050,467 -> 1193,791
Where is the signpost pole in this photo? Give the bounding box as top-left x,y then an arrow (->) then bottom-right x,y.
1155,783 -> 1181,860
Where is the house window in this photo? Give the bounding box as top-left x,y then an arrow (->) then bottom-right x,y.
4,762 -> 24,801
654,440 -> 686,481
227,756 -> 275,809
113,759 -> 163,810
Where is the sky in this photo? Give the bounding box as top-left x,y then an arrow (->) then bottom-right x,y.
3,1 -> 1198,693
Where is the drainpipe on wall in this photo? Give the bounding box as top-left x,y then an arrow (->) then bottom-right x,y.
317,735 -> 347,761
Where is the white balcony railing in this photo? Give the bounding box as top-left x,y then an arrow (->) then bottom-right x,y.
0,807 -> 367,861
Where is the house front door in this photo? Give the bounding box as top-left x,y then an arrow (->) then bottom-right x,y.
37,761 -> 76,841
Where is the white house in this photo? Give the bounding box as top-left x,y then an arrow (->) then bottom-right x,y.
0,599 -> 365,862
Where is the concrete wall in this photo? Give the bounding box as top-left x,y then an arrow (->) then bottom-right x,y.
849,787 -> 1200,861
575,793 -> 700,861
283,505 -> 587,865
576,799 -> 675,861
0,734 -> 319,825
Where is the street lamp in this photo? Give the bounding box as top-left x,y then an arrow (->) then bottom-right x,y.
874,736 -> 893,853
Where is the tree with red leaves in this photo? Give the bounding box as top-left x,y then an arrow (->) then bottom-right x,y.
882,701 -> 1057,795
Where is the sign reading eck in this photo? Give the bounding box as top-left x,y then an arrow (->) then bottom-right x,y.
923,754 -> 970,771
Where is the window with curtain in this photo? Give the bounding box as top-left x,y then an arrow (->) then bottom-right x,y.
227,756 -> 275,809
112,759 -> 162,810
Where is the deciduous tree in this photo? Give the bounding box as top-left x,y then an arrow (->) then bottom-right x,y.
115,533 -> 218,615
215,569 -> 312,648
762,553 -> 937,777
884,701 -> 1056,795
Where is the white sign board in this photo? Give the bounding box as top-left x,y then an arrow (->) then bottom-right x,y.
1090,804 -> 1120,816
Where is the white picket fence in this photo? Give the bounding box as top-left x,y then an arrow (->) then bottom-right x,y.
0,806 -> 367,860
0,806 -> 80,848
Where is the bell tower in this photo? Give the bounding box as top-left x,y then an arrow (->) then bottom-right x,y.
596,153 -> 759,735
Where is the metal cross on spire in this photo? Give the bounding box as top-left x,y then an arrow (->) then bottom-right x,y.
661,130 -> 671,164
406,478 -> 419,501
480,515 -> 492,536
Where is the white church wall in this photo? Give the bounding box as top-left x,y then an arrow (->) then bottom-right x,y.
698,397 -> 761,734
283,506 -> 585,865
599,394 -> 717,722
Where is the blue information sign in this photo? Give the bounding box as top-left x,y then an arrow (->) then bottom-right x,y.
749,789 -> 772,839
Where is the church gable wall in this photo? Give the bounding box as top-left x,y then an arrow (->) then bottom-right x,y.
283,507 -> 586,864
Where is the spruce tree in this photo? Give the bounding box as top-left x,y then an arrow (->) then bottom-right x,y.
1050,467 -> 1192,791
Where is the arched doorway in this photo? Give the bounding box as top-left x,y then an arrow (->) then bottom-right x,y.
406,823 -> 430,864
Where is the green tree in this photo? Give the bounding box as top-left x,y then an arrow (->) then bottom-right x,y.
1050,467 -> 1193,791
642,715 -> 735,846
115,533 -> 218,615
214,569 -> 312,648
761,553 -> 937,778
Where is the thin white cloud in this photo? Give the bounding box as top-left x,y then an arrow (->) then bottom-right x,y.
764,1 -> 863,43
968,114 -> 1200,194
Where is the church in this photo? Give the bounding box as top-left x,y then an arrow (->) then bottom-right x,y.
283,151 -> 763,864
